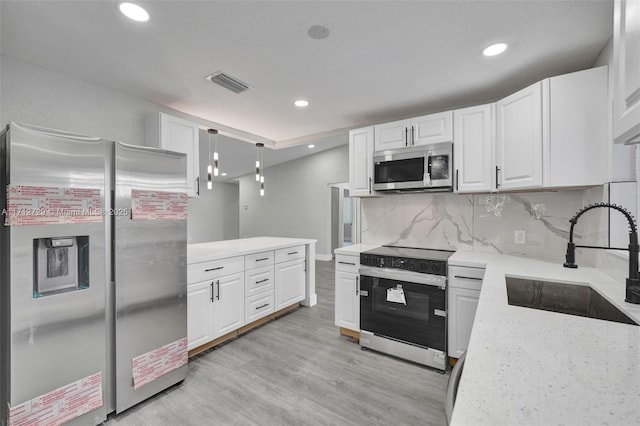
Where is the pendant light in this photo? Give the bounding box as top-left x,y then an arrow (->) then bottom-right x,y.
207,129 -> 218,190
255,143 -> 264,181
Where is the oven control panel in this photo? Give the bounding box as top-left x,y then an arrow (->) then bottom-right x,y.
360,254 -> 447,276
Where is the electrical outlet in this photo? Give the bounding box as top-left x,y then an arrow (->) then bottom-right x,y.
514,229 -> 526,245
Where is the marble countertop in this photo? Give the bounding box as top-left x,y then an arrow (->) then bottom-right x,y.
450,253 -> 640,425
188,237 -> 317,264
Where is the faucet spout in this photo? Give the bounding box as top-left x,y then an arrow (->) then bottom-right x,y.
564,202 -> 640,304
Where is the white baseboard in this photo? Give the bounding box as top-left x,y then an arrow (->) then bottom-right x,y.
316,253 -> 333,261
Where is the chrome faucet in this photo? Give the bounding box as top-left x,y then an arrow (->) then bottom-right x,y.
563,202 -> 640,304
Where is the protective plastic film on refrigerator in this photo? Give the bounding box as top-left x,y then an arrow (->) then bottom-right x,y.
0,123 -> 188,426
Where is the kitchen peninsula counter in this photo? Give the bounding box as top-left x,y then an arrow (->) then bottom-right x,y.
449,251 -> 640,425
188,236 -> 317,306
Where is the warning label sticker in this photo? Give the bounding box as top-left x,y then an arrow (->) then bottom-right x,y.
8,371 -> 103,426
132,337 -> 188,390
131,189 -> 188,221
4,185 -> 103,226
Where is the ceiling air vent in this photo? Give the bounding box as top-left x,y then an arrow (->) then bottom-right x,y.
206,71 -> 251,94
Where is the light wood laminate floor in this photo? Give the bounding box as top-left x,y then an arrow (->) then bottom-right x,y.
106,260 -> 448,425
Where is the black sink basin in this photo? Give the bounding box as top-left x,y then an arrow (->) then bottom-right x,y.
505,277 -> 638,326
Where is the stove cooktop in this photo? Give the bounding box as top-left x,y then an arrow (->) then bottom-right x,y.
362,245 -> 454,261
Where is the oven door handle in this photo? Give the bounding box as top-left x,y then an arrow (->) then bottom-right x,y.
359,266 -> 446,288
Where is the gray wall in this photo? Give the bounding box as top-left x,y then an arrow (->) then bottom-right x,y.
238,144 -> 349,259
0,55 -> 239,242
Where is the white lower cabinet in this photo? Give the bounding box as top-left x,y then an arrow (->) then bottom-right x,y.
187,281 -> 215,351
245,290 -> 275,323
213,272 -> 245,338
334,271 -> 359,331
274,258 -> 306,310
447,265 -> 485,359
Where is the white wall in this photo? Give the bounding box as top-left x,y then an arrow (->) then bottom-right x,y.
0,55 -> 239,242
238,144 -> 349,259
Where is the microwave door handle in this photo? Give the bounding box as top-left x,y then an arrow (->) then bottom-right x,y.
424,155 -> 431,185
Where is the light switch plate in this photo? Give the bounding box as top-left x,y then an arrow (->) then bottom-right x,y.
514,229 -> 526,245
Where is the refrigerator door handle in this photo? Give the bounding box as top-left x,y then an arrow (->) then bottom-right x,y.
216,280 -> 220,300
196,176 -> 200,196
210,281 -> 214,302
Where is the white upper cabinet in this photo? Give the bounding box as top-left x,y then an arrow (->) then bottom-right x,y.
411,111 -> 454,146
145,112 -> 200,197
373,112 -> 453,151
543,66 -> 608,187
496,81 -> 543,191
613,0 -> 640,144
453,104 -> 495,193
349,126 -> 379,197
374,119 -> 411,151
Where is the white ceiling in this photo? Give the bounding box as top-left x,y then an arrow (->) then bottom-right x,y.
0,0 -> 613,179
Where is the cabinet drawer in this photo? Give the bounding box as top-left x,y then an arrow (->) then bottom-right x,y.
245,251 -> 274,270
245,266 -> 274,297
275,245 -> 305,264
245,290 -> 275,324
188,256 -> 244,284
335,254 -> 359,274
449,266 -> 485,291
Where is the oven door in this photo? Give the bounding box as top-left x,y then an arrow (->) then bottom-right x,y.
360,268 -> 446,351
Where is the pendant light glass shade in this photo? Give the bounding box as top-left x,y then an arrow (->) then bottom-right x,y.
255,143 -> 264,182
260,175 -> 265,196
207,129 -> 219,188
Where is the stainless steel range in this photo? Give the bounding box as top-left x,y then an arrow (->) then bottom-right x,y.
359,246 -> 453,372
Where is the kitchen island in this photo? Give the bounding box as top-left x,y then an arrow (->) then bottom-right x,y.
449,251 -> 640,425
187,237 -> 316,356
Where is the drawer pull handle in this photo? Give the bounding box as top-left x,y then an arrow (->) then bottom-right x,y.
454,275 -> 483,281
205,266 -> 223,272
338,261 -> 356,266
256,303 -> 270,310
256,258 -> 270,262
288,251 -> 298,255
256,278 -> 269,284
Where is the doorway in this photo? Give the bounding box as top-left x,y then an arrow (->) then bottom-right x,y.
330,183 -> 358,258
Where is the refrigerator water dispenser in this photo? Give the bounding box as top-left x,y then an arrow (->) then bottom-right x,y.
33,236 -> 90,297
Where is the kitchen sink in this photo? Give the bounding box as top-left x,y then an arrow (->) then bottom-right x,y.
505,277 -> 638,326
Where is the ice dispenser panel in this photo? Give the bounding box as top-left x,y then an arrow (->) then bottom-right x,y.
33,236 -> 89,297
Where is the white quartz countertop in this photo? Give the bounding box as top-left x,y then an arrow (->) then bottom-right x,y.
450,253 -> 640,425
188,237 -> 316,264
334,244 -> 380,255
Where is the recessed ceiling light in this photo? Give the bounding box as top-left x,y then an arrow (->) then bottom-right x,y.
308,25 -> 330,40
483,43 -> 508,57
221,172 -> 227,176
119,2 -> 149,22
308,144 -> 315,149
294,100 -> 309,108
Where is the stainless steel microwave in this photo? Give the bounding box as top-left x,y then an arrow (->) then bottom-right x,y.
372,142 -> 453,192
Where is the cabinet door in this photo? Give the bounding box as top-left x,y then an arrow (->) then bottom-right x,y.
545,67 -> 608,187
187,281 -> 215,350
374,119 -> 410,151
160,113 -> 200,197
411,111 -> 453,146
334,271 -> 359,331
496,82 -> 543,190
447,287 -> 480,359
613,0 -> 640,144
213,272 -> 245,337
453,105 -> 494,192
274,259 -> 306,311
349,126 -> 377,197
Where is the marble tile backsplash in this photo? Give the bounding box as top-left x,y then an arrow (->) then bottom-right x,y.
360,187 -> 608,265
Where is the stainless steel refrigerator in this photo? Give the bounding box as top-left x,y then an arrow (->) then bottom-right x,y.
0,123 -> 188,426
